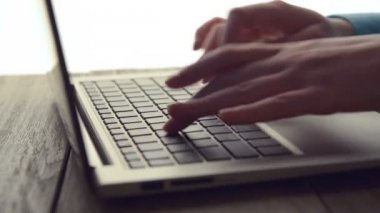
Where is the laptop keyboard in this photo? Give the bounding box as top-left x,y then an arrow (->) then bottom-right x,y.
81,77 -> 294,169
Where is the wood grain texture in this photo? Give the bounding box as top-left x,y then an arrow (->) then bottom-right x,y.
57,152 -> 328,213
0,75 -> 67,213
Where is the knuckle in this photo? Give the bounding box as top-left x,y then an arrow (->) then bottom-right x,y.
229,7 -> 246,19
268,0 -> 289,8
218,44 -> 239,59
234,81 -> 253,96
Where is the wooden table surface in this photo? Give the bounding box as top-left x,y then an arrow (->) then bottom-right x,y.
2,74 -> 380,213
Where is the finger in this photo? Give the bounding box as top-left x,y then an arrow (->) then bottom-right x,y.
194,17 -> 225,50
164,72 -> 295,133
223,1 -> 324,44
166,43 -> 279,88
194,58 -> 284,99
219,88 -> 318,124
278,23 -> 329,43
202,23 -> 225,52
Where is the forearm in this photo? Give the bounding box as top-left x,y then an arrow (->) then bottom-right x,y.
329,13 -> 380,36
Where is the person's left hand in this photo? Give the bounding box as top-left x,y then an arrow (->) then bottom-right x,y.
164,35 -> 380,133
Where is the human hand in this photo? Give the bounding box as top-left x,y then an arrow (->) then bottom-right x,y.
164,35 -> 380,133
194,1 -> 353,52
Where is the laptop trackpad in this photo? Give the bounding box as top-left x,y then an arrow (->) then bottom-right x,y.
266,112 -> 380,155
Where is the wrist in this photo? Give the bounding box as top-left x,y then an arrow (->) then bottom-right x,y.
326,17 -> 354,37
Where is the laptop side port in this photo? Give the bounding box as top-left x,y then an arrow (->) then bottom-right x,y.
171,177 -> 214,187
141,181 -> 164,191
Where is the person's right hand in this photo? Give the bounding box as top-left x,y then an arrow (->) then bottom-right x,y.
194,1 -> 353,52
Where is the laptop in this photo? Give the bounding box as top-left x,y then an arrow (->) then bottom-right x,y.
42,0 -> 380,197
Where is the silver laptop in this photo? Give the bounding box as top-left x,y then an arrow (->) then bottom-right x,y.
43,0 -> 380,197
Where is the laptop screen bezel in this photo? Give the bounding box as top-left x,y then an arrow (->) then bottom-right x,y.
44,0 -> 93,182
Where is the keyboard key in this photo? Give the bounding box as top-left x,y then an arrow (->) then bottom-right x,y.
173,151 -> 203,164
185,132 -> 211,140
116,111 -> 137,118
214,133 -> 240,142
95,104 -> 108,110
113,134 -> 129,141
120,117 -> 141,124
115,79 -> 133,85
110,128 -> 124,135
137,106 -> 158,113
93,100 -> 105,105
148,94 -> 168,100
125,92 -> 144,98
167,90 -> 188,96
137,143 -> 163,152
191,139 -> 218,148
128,160 -> 145,169
128,128 -> 152,137
171,94 -> 191,101
145,90 -> 164,95
148,158 -> 174,167
140,85 -> 160,90
113,106 -> 133,112
141,112 -> 163,119
200,119 -> 224,127
231,125 -> 260,132
106,96 -> 125,102
150,123 -> 164,130
99,88 -> 118,93
182,125 -> 203,133
103,92 -> 120,97
133,102 -> 153,107
257,146 -> 292,156
222,142 -> 259,158
124,122 -> 146,130
121,147 -> 135,153
129,97 -> 149,103
107,123 -> 120,129
153,99 -> 174,104
143,150 -> 169,160
155,130 -> 167,137
161,136 -> 187,145
146,117 -> 167,124
90,96 -> 102,101
157,104 -> 168,109
103,118 -> 117,124
125,152 -> 140,161
109,101 -> 129,107
207,126 -> 231,134
199,146 -> 231,161
100,113 -> 113,119
122,88 -> 141,94
167,144 -> 192,152
240,131 -> 269,140
99,109 -> 112,114
248,138 -> 279,147
133,135 -> 157,144
134,78 -> 155,86
116,140 -> 132,147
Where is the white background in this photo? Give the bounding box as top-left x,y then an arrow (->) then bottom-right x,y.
0,0 -> 379,75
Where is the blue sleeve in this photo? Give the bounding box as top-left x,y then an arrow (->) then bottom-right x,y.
329,13 -> 380,35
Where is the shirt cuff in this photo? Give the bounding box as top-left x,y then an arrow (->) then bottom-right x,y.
329,13 -> 380,35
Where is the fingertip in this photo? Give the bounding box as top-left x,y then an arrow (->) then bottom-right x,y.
163,118 -> 180,135
218,109 -> 240,125
193,40 -> 201,50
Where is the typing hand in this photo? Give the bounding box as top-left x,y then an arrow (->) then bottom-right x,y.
164,36 -> 380,133
193,1 -> 353,53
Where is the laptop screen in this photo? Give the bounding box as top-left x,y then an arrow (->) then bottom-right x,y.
41,0 -> 87,159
